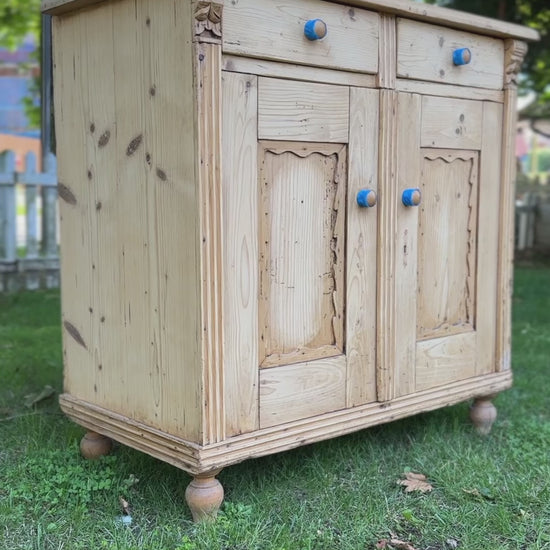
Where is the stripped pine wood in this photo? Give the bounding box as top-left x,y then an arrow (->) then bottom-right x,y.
59,368 -> 513,473
258,78 -> 349,143
258,142 -> 346,369
223,0 -> 379,74
377,14 -> 396,89
420,96 -> 483,150
376,89 -> 399,402
53,12 -> 95,403
43,0 -> 539,42
476,101 -> 503,376
416,332 -> 477,391
346,88 -> 378,407
497,40 -> 528,371
393,92 -> 421,398
260,357 -> 346,428
416,150 -> 479,341
196,41 -> 225,444
222,55 -> 377,89
397,19 -> 505,90
395,79 -> 504,103
221,71 -> 259,436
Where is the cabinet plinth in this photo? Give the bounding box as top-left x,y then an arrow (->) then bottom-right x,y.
45,0 -> 536,521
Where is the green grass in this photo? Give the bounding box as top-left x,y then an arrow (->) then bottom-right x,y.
1,264 -> 549,550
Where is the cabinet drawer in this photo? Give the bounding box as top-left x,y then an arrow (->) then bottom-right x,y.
397,19 -> 504,90
223,0 -> 379,74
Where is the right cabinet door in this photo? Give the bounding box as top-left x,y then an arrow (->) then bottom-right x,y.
395,93 -> 504,394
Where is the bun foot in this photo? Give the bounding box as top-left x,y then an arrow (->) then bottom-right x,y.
80,431 -> 113,459
470,397 -> 497,435
185,470 -> 224,522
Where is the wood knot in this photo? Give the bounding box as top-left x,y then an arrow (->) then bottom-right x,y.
98,130 -> 111,148
126,134 -> 143,156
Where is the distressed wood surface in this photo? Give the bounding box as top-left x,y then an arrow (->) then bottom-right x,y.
260,357 -> 346,428
258,78 -> 349,143
259,142 -> 346,368
395,79 -> 504,103
196,41 -> 225,444
377,14 -> 396,89
54,0 -> 202,441
397,19 -> 505,90
221,71 -> 259,436
223,0 -> 379,74
346,88 -> 378,407
222,55 -> 376,89
43,0 -> 540,42
416,150 -> 478,341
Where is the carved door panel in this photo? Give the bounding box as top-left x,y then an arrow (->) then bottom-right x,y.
394,93 -> 504,396
222,72 -> 379,431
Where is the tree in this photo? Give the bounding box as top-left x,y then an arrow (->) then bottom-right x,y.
425,0 -> 550,102
0,0 -> 41,50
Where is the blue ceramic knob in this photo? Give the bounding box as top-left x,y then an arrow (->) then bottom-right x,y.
402,188 -> 421,207
357,189 -> 377,208
453,47 -> 471,66
304,19 -> 327,41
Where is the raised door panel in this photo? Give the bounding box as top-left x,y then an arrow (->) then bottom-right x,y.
394,93 -> 503,395
223,71 -> 378,431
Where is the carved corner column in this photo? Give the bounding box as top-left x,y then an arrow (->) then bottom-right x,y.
193,1 -> 225,446
496,40 -> 528,372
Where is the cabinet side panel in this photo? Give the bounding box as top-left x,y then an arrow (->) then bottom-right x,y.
54,0 -> 202,441
222,71 -> 260,436
476,102 -> 503,375
347,88 -> 378,406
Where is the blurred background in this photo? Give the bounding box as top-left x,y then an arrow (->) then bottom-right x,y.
0,0 -> 549,292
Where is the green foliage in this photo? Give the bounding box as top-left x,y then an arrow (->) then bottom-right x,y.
0,0 -> 41,50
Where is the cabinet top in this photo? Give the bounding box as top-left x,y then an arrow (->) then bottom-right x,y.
42,0 -> 539,42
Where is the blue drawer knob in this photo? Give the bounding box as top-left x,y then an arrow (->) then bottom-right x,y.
402,188 -> 421,207
304,19 -> 327,41
453,47 -> 471,66
356,189 -> 377,208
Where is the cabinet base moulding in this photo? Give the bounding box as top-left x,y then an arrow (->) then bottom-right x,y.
59,371 -> 511,475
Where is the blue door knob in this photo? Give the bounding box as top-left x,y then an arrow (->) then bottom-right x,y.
304,19 -> 327,40
402,188 -> 421,207
453,48 -> 471,65
356,189 -> 377,208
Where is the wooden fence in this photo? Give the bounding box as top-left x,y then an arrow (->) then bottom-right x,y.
0,150 -> 59,292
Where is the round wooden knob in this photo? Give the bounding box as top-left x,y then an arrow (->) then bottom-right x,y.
304,19 -> 327,41
356,189 -> 377,208
402,188 -> 421,207
453,47 -> 471,65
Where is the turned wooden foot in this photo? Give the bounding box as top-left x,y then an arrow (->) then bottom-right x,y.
185,469 -> 224,522
470,396 -> 497,435
80,431 -> 113,459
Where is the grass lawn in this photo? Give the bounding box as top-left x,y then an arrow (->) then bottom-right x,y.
0,264 -> 549,550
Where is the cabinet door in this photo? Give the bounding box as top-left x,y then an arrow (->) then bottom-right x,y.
393,93 -> 503,396
222,72 -> 378,433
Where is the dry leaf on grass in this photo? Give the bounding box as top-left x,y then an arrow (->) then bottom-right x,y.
120,496 -> 131,516
397,472 -> 433,493
376,538 -> 417,549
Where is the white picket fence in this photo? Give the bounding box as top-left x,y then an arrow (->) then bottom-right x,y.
0,150 -> 59,291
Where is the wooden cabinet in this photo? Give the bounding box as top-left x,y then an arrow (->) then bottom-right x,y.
44,0 -> 538,522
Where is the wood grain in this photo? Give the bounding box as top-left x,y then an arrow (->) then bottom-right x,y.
346,88 -> 378,406
221,71 -> 259,436
259,356 -> 346,428
476,101 -> 503,376
396,79 -> 504,103
258,78 -> 349,143
416,150 -> 478,341
421,96 -> 482,150
377,14 -> 396,89
397,19 -> 505,90
223,0 -> 379,74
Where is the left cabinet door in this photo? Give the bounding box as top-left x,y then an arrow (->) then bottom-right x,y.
221,72 -> 379,433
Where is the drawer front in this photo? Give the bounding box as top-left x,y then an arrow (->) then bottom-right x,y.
223,0 -> 379,74
397,19 -> 504,90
